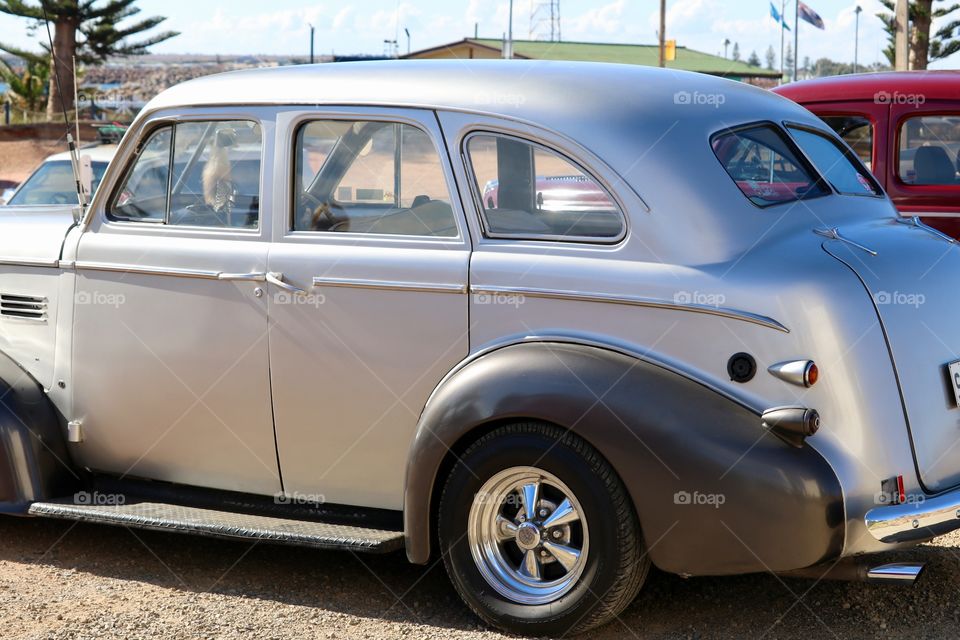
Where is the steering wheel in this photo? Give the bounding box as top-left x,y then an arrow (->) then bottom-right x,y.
300,192 -> 344,229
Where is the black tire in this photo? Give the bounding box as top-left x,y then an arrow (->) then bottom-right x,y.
438,421 -> 650,636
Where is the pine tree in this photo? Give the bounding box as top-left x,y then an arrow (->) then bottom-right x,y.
877,0 -> 960,69
747,50 -> 761,67
731,42 -> 741,61
764,45 -> 776,70
0,1 -> 178,118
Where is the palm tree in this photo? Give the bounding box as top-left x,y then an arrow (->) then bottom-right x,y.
0,52 -> 49,113
0,1 -> 178,118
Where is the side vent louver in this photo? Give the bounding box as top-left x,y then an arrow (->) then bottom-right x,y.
0,293 -> 48,322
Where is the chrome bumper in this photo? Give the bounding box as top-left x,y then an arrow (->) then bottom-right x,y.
865,490 -> 960,543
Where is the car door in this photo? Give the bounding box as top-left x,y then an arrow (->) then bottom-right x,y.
70,110 -> 282,496
268,107 -> 470,510
884,101 -> 960,236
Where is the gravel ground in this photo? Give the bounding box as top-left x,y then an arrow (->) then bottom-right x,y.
1,516 -> 958,640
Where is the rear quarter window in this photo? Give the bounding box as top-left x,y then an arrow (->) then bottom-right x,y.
787,126 -> 881,197
711,125 -> 829,207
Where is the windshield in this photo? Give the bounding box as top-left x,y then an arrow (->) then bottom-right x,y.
8,160 -> 109,206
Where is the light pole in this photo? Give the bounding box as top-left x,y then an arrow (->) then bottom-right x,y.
658,0 -> 666,68
308,24 -> 315,64
854,6 -> 862,73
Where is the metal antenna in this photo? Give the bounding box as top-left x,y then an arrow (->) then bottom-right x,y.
41,4 -> 87,210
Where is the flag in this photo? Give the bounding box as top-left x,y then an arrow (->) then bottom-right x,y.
770,2 -> 791,30
798,1 -> 825,29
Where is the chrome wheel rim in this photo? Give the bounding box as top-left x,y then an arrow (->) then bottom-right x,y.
467,466 -> 589,605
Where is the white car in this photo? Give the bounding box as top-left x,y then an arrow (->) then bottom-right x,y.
1,144 -> 117,206
0,61 -> 957,635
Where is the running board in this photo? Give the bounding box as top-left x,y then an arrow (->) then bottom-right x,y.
28,499 -> 404,553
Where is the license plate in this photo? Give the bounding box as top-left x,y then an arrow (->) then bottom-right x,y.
949,360 -> 960,408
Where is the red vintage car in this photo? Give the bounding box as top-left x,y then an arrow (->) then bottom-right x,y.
774,72 -> 960,238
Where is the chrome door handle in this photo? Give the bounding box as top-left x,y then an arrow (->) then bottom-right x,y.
217,271 -> 266,282
266,272 -> 307,295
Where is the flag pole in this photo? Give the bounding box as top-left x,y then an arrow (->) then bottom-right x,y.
793,0 -> 799,81
779,0 -> 786,84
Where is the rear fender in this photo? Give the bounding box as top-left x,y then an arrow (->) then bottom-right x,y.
403,341 -> 844,575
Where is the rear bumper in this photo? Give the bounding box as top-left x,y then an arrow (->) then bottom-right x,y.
865,489 -> 960,543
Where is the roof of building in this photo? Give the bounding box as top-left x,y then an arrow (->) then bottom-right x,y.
401,38 -> 781,79
774,70 -> 960,102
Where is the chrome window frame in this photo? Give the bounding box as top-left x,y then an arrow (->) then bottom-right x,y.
286,112 -> 464,242
460,130 -> 628,245
103,114 -> 267,233
709,120 -> 832,210
783,121 -> 884,199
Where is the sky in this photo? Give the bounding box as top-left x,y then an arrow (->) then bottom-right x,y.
0,0 -> 958,70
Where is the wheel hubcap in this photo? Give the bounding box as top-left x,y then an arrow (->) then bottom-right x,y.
467,466 -> 589,605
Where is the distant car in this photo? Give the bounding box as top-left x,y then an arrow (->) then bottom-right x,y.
0,180 -> 18,205
2,144 -> 117,207
774,71 -> 960,238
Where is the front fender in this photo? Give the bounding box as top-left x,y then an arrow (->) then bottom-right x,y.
0,349 -> 77,512
404,342 -> 844,575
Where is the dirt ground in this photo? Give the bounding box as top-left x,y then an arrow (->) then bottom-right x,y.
0,515 -> 958,640
0,140 -> 65,183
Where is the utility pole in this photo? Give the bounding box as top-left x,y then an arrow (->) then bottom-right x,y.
504,0 -> 514,59
658,0 -> 666,67
854,6 -> 862,73
895,0 -> 909,70
309,24 -> 315,64
793,0 -> 799,81
779,0 -> 786,83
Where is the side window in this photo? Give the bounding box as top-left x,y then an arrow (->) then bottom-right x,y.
112,127 -> 172,221
819,115 -> 874,170
787,126 -> 880,196
898,115 -> 960,185
109,120 -> 262,228
293,120 -> 457,237
711,125 -> 829,207
465,134 -> 624,240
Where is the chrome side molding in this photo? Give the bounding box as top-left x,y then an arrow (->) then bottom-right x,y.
469,285 -> 789,333
313,276 -> 467,294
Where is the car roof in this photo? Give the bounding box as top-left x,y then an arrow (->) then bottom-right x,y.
146,59 -> 795,122
44,144 -> 118,164
773,70 -> 960,103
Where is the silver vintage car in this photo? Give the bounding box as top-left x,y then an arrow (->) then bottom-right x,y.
1,60 -> 959,635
